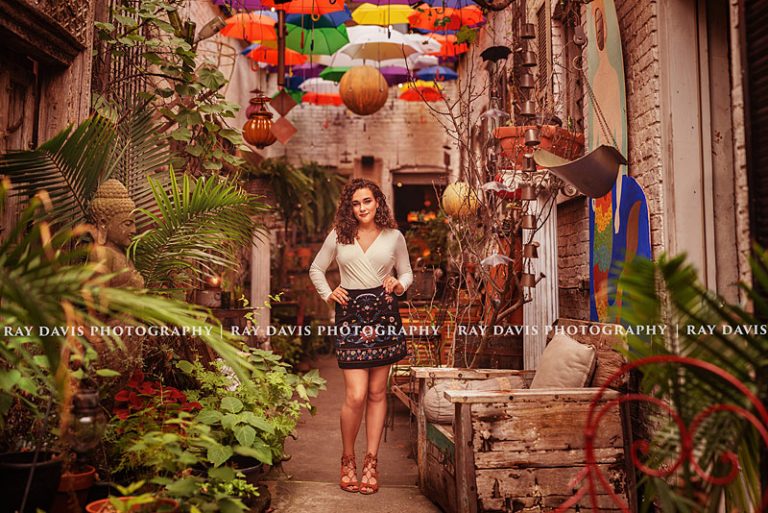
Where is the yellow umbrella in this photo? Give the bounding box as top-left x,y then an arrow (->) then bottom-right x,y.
351,3 -> 415,26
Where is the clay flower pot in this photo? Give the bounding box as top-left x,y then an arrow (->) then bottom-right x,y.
494,125 -> 585,168
85,497 -> 178,513
51,465 -> 97,513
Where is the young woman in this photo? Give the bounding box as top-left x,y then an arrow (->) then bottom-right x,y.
309,178 -> 413,495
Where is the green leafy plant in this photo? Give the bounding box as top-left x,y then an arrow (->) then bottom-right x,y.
178,346 -> 325,466
94,0 -> 244,174
616,250 -> 768,512
130,170 -> 268,288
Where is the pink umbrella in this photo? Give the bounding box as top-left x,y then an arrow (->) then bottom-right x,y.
379,66 -> 411,86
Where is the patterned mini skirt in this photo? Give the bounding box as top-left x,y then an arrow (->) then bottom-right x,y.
333,285 -> 409,369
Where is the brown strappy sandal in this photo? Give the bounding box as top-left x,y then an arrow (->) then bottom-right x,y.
340,454 -> 359,493
359,453 -> 379,495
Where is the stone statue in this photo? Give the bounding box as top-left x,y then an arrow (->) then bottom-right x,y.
88,179 -> 145,289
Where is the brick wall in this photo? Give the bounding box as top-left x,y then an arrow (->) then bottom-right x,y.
557,196 -> 591,320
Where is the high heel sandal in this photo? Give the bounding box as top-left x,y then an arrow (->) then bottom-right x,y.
359,453 -> 379,495
340,454 -> 359,493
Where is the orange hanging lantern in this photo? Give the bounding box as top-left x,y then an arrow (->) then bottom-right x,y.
339,66 -> 389,116
243,92 -> 277,149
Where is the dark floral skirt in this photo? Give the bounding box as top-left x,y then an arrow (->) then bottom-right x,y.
333,286 -> 408,369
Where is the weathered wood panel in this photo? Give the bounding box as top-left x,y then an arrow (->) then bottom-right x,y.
455,402 -> 478,513
476,464 -> 628,512
424,422 -> 457,513
474,447 -> 624,469
412,367 -> 535,382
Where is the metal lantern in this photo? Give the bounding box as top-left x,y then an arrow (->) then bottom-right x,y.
243,92 -> 277,149
519,73 -> 535,89
522,51 -> 537,67
520,100 -> 537,117
521,23 -> 536,39
524,128 -> 540,146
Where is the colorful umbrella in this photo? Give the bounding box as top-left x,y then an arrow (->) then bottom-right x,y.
221,13 -> 277,42
262,0 -> 346,16
424,0 -> 477,8
379,66 -> 411,85
299,77 -> 340,94
359,0 -> 412,4
292,62 -> 327,77
408,53 -> 440,69
404,33 -> 443,54
286,23 -> 349,55
303,92 -> 344,106
408,6 -> 483,32
339,26 -> 418,61
399,81 -> 443,102
214,0 -> 267,10
428,33 -> 468,57
245,44 -> 308,65
273,89 -> 305,104
284,75 -> 307,90
286,7 -> 352,27
319,66 -> 350,81
416,65 -> 458,81
351,3 -> 415,26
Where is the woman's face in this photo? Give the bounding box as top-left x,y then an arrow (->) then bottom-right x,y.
351,187 -> 378,225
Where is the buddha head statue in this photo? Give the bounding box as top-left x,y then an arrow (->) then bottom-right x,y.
90,179 -> 137,249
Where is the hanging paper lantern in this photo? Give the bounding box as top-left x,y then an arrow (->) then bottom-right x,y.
338,66 -> 389,116
243,93 -> 277,149
441,182 -> 479,217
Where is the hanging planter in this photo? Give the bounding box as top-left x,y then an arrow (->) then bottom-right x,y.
494,125 -> 584,168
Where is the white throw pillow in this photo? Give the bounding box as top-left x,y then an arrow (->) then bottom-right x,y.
529,333 -> 597,389
423,377 -> 516,424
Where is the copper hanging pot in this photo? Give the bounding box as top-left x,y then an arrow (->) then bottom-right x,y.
520,272 -> 537,288
519,184 -> 536,201
519,73 -> 535,89
243,92 -> 277,149
521,23 -> 536,40
523,241 -> 539,258
521,214 -> 537,230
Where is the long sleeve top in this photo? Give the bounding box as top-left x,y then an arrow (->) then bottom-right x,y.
309,228 -> 414,302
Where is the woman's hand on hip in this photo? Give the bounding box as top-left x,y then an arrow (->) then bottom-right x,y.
383,276 -> 404,295
327,286 -> 349,306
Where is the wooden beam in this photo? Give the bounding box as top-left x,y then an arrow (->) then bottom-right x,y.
454,402 -> 478,513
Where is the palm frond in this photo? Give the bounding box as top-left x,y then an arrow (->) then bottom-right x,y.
130,170 -> 268,288
0,115 -> 117,226
616,253 -> 768,511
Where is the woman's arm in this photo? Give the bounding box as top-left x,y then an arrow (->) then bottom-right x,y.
392,231 -> 413,296
309,230 -> 337,302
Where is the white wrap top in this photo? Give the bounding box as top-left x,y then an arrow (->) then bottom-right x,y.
309,228 -> 414,301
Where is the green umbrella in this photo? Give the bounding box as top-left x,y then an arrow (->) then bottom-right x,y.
285,24 -> 349,56
272,89 -> 305,104
319,66 -> 350,82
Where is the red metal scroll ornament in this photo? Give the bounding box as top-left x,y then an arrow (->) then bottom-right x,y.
554,355 -> 768,512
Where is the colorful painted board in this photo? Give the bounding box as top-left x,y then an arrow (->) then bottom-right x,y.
585,0 -> 652,322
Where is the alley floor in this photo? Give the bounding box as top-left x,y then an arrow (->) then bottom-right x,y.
264,354 -> 441,512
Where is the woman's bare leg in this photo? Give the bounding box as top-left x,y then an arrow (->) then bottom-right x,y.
341,368 -> 369,457
364,364 -> 391,457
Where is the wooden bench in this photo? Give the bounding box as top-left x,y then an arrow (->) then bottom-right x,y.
412,319 -> 632,512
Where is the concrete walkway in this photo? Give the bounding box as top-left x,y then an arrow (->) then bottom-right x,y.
264,355 -> 441,512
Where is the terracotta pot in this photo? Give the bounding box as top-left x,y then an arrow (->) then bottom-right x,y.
0,451 -> 63,513
51,465 -> 97,513
85,497 -> 178,513
494,125 -> 585,168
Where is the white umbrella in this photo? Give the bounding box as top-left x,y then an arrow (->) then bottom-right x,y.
318,51 -> 409,68
408,54 -> 440,69
338,26 -> 418,62
298,77 -> 340,94
404,33 -> 442,54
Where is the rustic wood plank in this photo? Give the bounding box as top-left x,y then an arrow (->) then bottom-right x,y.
454,402 -> 478,513
480,494 -> 626,512
390,383 -> 416,413
473,447 -> 624,468
425,452 -> 458,512
444,388 -> 619,404
469,399 -> 624,453
411,367 -> 536,381
475,464 -> 628,511
416,377 -> 427,490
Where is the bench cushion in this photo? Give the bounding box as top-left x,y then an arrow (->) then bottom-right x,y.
423,377 -> 518,424
529,333 -> 597,389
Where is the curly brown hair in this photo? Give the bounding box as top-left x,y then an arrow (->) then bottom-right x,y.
334,178 -> 397,244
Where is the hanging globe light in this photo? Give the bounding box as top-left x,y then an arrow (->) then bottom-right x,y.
243,91 -> 277,149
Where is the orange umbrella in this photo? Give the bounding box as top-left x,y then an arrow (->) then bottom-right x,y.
246,45 -> 308,65
262,0 -> 346,16
399,81 -> 443,102
303,92 -> 344,105
428,33 -> 468,58
221,13 -> 277,42
408,6 -> 483,32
